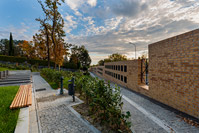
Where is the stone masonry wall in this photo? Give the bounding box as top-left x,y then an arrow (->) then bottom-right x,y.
148,29 -> 199,118
90,29 -> 199,118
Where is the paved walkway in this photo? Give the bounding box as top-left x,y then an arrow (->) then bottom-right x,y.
29,73 -> 95,133
90,72 -> 199,133
0,70 -> 31,86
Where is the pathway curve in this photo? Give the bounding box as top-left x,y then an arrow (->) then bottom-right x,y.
90,72 -> 199,133
30,73 -> 94,133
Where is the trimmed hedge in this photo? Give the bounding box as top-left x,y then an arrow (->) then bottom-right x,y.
0,55 -> 26,63
0,55 -> 78,69
0,55 -> 55,66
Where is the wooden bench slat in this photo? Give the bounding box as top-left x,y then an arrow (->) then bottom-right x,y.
24,85 -> 28,107
10,86 -> 22,109
10,84 -> 32,109
12,86 -> 23,108
27,85 -> 32,105
18,85 -> 25,108
20,85 -> 26,107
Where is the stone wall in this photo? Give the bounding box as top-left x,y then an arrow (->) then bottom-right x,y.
90,29 -> 199,118
148,29 -> 199,118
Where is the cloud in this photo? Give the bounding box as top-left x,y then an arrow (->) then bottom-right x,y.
111,0 -> 148,17
0,23 -> 38,41
65,0 -> 98,16
64,14 -> 78,33
1,0 -> 199,65
87,0 -> 97,7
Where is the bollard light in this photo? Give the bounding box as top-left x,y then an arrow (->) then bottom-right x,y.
60,76 -> 64,95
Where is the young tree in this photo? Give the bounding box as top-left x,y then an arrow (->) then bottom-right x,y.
33,33 -> 48,60
9,32 -> 14,56
18,41 -> 36,59
55,38 -> 69,71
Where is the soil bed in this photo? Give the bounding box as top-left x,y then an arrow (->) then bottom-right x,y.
73,102 -> 116,133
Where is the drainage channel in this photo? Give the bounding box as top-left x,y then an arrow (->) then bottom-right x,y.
35,88 -> 46,92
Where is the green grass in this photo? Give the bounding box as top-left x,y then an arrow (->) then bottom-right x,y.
0,67 -> 15,71
42,76 -> 71,90
0,86 -> 20,133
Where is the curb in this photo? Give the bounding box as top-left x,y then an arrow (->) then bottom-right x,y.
14,107 -> 29,133
68,97 -> 101,133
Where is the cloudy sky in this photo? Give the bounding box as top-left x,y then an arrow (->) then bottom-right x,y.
0,0 -> 199,64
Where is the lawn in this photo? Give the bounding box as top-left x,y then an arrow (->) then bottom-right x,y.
44,77 -> 71,89
0,67 -> 14,71
0,86 -> 20,133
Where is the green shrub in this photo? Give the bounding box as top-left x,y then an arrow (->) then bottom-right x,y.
41,68 -> 77,89
76,76 -> 131,132
0,63 -> 30,70
0,55 -> 55,66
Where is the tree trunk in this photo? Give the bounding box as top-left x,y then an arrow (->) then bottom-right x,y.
45,26 -> 50,68
51,4 -> 57,70
54,63 -> 56,70
46,32 -> 50,68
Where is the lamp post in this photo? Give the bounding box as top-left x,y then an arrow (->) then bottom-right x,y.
129,42 -> 136,59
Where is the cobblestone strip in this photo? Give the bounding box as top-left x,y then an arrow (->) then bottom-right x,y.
68,101 -> 101,133
32,74 -> 97,133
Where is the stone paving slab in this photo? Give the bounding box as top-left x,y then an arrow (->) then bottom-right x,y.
0,70 -> 31,86
31,74 -> 95,133
38,97 -> 93,133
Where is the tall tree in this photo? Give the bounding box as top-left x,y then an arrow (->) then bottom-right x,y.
36,0 -> 52,68
9,32 -> 14,56
47,0 -> 65,69
37,0 -> 66,69
71,45 -> 91,68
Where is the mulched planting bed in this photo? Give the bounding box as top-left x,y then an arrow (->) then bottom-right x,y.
73,102 -> 131,133
73,103 -> 115,133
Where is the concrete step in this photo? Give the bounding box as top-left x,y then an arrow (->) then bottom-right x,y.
0,80 -> 31,85
0,79 -> 30,82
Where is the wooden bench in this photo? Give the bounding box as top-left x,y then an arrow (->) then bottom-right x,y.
10,84 -> 32,109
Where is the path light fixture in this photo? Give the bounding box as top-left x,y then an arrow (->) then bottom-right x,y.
60,76 -> 64,95
129,42 -> 136,59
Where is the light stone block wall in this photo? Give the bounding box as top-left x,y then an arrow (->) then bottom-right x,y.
90,29 -> 199,118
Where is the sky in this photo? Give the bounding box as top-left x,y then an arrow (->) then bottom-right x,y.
0,0 -> 199,65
